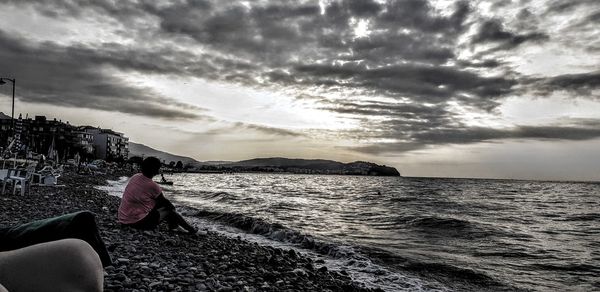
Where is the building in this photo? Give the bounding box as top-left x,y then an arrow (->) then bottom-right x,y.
29,116 -> 75,158
75,127 -> 95,159
0,114 -> 129,161
83,127 -> 129,161
0,112 -> 12,148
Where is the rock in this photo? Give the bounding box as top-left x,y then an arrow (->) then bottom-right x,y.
114,273 -> 127,281
195,283 -> 207,290
288,249 -> 298,259
292,268 -> 308,277
149,263 -> 160,268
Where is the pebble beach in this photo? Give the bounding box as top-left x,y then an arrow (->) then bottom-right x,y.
0,170 -> 378,292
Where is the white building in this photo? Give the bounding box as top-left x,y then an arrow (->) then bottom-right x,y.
84,127 -> 129,161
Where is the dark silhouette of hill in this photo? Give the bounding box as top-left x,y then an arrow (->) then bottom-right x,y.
129,144 -> 400,176
128,142 -> 202,166
223,157 -> 400,176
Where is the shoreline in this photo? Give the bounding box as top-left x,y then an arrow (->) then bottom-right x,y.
0,170 -> 379,291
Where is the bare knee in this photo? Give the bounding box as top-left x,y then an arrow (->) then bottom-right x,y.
56,239 -> 104,292
0,239 -> 103,292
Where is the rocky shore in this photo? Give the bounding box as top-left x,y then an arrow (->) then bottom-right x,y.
0,170 -> 379,292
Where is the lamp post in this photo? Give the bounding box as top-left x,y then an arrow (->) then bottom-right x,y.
0,77 -> 15,135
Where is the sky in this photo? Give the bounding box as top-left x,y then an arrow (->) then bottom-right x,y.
0,0 -> 599,181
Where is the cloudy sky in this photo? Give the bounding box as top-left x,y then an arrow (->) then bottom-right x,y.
0,0 -> 599,180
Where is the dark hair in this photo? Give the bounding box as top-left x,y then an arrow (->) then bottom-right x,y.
141,157 -> 161,177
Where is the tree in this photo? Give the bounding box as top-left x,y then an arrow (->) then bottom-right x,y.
175,160 -> 183,169
128,156 -> 143,165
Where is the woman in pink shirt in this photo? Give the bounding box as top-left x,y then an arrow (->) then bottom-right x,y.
118,157 -> 197,234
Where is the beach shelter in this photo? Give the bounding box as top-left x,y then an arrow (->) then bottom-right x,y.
47,135 -> 56,161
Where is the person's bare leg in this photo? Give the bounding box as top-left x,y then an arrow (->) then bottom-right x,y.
0,239 -> 103,292
157,207 -> 197,233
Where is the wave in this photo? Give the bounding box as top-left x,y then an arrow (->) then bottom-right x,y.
191,209 -> 517,291
532,263 -> 600,274
559,213 -> 600,222
192,210 -> 356,258
399,216 -> 525,240
473,251 -> 547,259
403,216 -> 492,239
402,262 -> 519,291
359,247 -> 517,291
203,191 -> 238,202
407,217 -> 473,229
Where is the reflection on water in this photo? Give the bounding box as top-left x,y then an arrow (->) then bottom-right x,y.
161,173 -> 599,291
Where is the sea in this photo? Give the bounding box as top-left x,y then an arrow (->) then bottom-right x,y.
99,173 -> 600,291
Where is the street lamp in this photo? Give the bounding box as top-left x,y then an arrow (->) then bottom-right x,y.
0,77 -> 15,135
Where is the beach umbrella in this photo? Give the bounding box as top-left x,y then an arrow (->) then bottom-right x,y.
47,136 -> 55,160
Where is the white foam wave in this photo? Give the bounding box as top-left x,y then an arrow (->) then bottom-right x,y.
95,176 -> 129,198
183,215 -> 449,292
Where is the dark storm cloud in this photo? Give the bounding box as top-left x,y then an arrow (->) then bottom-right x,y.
530,71 -> 600,97
199,122 -> 301,137
413,124 -> 600,144
320,98 -> 600,154
145,0 -> 473,68
346,33 -> 456,65
293,63 -> 516,108
3,0 -> 493,106
457,59 -> 502,68
351,142 -> 425,154
0,30 -> 204,119
319,99 -> 454,124
374,0 -> 469,34
3,0 -> 599,154
348,121 -> 600,154
234,122 -> 303,137
471,20 -> 549,50
544,0 -> 599,14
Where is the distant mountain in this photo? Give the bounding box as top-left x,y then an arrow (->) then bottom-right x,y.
203,160 -> 234,165
221,157 -> 400,176
128,142 -> 202,166
228,157 -> 343,167
128,143 -> 400,176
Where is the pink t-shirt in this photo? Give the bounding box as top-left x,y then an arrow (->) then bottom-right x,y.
118,173 -> 162,224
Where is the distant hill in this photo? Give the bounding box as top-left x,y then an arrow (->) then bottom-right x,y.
128,143 -> 400,176
228,157 -> 344,168
128,142 -> 202,166
203,160 -> 234,165
222,157 -> 400,176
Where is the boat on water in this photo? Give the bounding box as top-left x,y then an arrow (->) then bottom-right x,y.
157,174 -> 173,185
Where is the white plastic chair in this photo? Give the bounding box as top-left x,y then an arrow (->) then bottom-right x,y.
0,169 -> 10,195
36,165 -> 61,185
7,168 -> 33,196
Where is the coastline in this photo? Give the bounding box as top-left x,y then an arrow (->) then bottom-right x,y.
0,170 -> 379,291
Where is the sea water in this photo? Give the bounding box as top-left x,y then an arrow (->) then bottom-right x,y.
101,174 -> 600,291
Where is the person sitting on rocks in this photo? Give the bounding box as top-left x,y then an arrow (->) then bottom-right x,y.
118,156 -> 198,234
